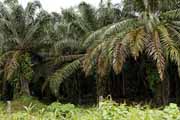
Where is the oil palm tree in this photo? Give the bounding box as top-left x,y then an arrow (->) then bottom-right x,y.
46,1 -> 123,97
44,8 -> 86,97
0,0 -> 50,97
83,0 -> 180,104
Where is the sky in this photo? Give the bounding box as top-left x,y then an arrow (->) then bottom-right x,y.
17,0 -> 120,12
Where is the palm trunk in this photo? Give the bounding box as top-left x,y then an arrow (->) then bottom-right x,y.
154,78 -> 169,105
176,76 -> 180,104
96,75 -> 107,101
2,80 -> 6,97
154,81 -> 163,105
2,79 -> 7,100
122,70 -> 125,97
20,79 -> 30,96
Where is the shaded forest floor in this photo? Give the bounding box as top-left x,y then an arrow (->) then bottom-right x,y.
0,96 -> 179,120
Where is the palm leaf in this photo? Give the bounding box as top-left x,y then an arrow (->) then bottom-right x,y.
146,30 -> 165,80
25,0 -> 42,25
46,54 -> 85,64
83,41 -> 106,76
127,27 -> 146,60
96,42 -> 111,77
83,25 -> 109,48
0,51 -> 14,66
54,39 -> 81,52
158,25 -> 180,62
48,59 -> 81,96
4,51 -> 20,80
101,19 -> 138,39
113,42 -> 127,74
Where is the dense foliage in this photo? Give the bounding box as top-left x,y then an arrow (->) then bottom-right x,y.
0,0 -> 180,107
0,98 -> 180,120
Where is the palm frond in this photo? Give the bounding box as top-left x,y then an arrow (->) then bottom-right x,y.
49,59 -> 81,96
0,51 -> 14,66
127,27 -> 146,60
83,41 -> 106,76
54,39 -> 81,52
24,21 -> 41,44
146,30 -> 165,80
0,18 -> 19,41
82,25 -> 109,48
46,54 -> 84,64
158,25 -> 180,65
25,0 -> 42,25
167,25 -> 180,44
4,51 -> 20,80
78,2 -> 97,31
83,19 -> 138,49
0,1 -> 11,19
113,42 -> 127,74
97,53 -> 110,77
161,9 -> 180,20
101,19 -> 138,40
96,41 -> 111,77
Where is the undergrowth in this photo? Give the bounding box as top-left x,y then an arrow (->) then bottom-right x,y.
0,97 -> 179,120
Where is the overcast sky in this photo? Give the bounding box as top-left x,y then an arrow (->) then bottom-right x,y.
17,0 -> 120,12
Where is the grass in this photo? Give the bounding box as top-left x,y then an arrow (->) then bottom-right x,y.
0,97 -> 179,120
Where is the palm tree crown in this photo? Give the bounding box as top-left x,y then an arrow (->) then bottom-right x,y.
0,0 -> 50,96
83,0 -> 180,81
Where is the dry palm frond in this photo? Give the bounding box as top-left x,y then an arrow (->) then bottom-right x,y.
124,27 -> 146,60
113,42 -> 127,74
146,30 -> 165,80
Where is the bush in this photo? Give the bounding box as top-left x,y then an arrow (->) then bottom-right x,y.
0,99 -> 180,120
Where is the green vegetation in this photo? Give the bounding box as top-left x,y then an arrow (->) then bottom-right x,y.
0,0 -> 180,119
0,98 -> 180,120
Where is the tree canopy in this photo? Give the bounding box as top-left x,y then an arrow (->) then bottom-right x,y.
0,0 -> 180,105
